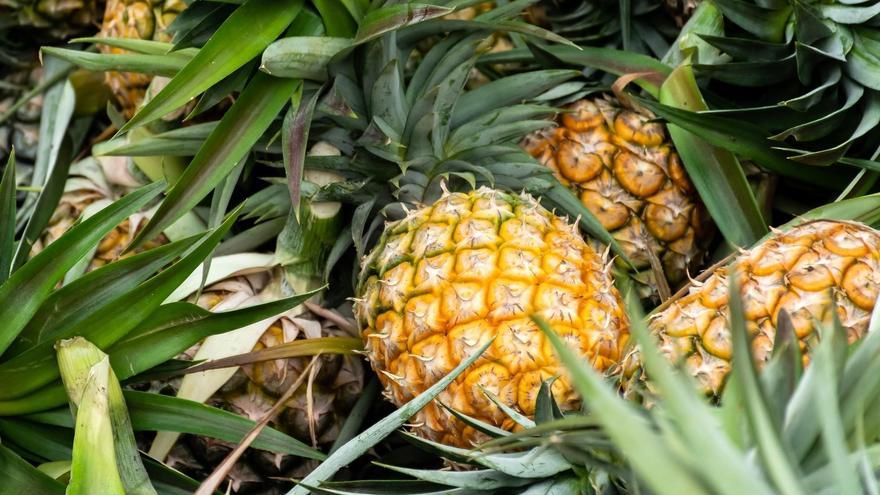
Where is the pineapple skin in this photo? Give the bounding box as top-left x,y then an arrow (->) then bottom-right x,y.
98,0 -> 185,116
523,96 -> 713,290
355,187 -> 629,447
640,220 -> 880,396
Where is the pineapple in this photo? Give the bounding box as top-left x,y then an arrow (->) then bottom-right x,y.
30,155 -> 168,272
159,265 -> 365,494
98,0 -> 185,116
355,187 -> 628,447
523,96 -> 713,292
632,220 -> 880,396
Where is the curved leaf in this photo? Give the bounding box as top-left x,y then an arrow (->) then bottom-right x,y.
120,0 -> 304,132
0,443 -> 64,493
659,65 -> 767,248
129,72 -> 299,251
0,181 -> 163,356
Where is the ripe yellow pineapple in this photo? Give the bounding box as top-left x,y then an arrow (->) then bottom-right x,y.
355,187 -> 628,447
98,0 -> 185,116
634,220 -> 880,396
523,96 -> 713,292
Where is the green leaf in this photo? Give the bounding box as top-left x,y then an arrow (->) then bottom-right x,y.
11,139 -> 72,271
0,181 -> 163,356
107,288 -> 323,380
451,69 -> 580,128
712,0 -> 791,42
354,4 -> 454,44
727,270 -> 806,494
120,0 -> 303,132
529,44 -> 671,97
286,338 -> 494,495
0,207 -> 237,400
659,65 -> 767,248
94,122 -> 217,157
820,2 -> 880,24
374,463 -> 531,490
40,47 -> 189,77
531,314 -> 709,495
848,34 -> 880,91
129,72 -> 299,251
124,391 -> 323,459
0,443 -> 64,494
312,0 -> 358,37
261,37 -> 353,80
0,151 -> 15,284
693,55 -> 796,86
9,236 -> 201,356
70,37 -> 188,55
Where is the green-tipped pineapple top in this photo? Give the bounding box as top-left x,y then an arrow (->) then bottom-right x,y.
687,0 -> 880,165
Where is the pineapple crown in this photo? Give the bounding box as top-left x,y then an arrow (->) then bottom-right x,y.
685,0 -> 880,165
303,18 -> 627,262
540,0 -> 682,58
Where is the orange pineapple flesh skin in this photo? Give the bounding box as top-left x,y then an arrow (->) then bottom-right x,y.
642,220 -> 880,395
356,188 -> 628,447
523,97 -> 713,288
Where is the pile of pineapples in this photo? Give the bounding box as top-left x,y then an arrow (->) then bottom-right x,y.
2,0 -> 880,493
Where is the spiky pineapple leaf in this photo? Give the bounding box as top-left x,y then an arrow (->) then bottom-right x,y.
286,338 -> 493,495
10,139 -> 72,271
727,270 -> 806,493
0,207 -> 237,400
129,72 -> 298,251
438,403 -> 510,439
0,181 -> 163,356
111,290 -> 324,373
0,443 -> 64,493
450,70 -> 580,127
711,0 -> 790,42
69,37 -> 182,55
23,55 -> 76,206
0,151 -> 15,284
374,463 -> 532,490
178,335 -> 360,375
120,0 -> 303,132
141,456 -> 212,495
94,123 -> 217,157
658,64 -> 767,248
534,307 -> 767,495
40,48 -> 190,77
354,4 -> 453,44
9,236 -> 202,356
124,392 -> 324,460
468,449 -> 571,479
527,44 -> 671,97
